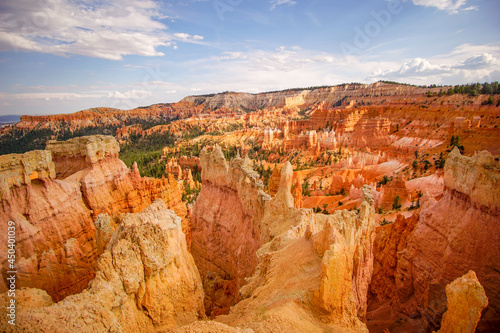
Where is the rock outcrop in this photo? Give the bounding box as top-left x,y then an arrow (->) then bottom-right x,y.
46,135 -> 120,178
192,145 -> 377,331
191,146 -> 269,316
369,149 -> 500,332
436,270 -> 488,333
0,136 -> 188,302
0,200 -> 204,332
268,165 -> 281,196
0,150 -> 55,199
378,175 -> 410,210
217,184 -> 376,332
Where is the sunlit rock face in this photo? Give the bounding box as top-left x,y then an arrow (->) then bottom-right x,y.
0,136 -> 187,302
0,200 -> 204,333
370,149 -> 500,332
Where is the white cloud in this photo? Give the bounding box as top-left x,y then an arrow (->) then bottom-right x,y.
459,53 -> 497,69
0,0 -> 203,60
368,46 -> 500,85
270,0 -> 297,11
108,90 -> 153,99
411,0 -> 477,13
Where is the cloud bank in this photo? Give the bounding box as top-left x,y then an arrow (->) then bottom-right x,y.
0,0 -> 203,60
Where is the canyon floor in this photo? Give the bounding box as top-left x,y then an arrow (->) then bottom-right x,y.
0,82 -> 499,332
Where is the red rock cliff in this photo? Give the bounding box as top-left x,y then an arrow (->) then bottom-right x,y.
0,136 -> 188,302
369,148 -> 500,332
191,146 -> 269,316
0,200 -> 204,332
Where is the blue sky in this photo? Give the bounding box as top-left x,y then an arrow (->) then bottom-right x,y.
0,0 -> 499,116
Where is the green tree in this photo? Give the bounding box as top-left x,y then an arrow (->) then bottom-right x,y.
302,180 -> 310,196
392,195 -> 402,210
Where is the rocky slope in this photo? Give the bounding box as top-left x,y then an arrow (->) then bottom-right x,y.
192,146 -> 378,331
0,200 -> 204,332
0,136 -> 187,302
368,148 -> 500,332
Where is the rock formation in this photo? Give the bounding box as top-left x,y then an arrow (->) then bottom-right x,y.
378,175 -> 410,210
191,144 -> 377,331
0,150 -> 55,199
46,135 -> 120,178
0,200 -> 204,332
369,149 -> 500,332
268,165 -> 281,196
217,184 -> 376,332
291,180 -> 303,208
191,146 -> 269,316
436,270 -> 488,333
0,136 -> 188,302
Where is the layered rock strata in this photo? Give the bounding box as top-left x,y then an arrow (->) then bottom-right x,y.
46,135 -> 119,178
191,146 -> 269,316
218,183 -> 376,332
0,200 -> 204,332
0,136 -> 187,302
0,150 -> 55,199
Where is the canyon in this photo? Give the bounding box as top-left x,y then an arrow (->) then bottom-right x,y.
0,82 -> 499,332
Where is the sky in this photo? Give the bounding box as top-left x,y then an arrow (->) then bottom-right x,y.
0,0 -> 499,116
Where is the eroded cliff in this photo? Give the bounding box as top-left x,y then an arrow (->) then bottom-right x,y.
191,146 -> 269,316
0,136 -> 188,302
191,146 -> 377,331
369,148 -> 500,332
0,200 -> 204,332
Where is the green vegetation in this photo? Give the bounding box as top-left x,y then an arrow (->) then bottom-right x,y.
409,199 -> 420,210
392,195 -> 402,210
377,175 -> 392,187
425,81 -> 500,97
380,80 -> 417,86
255,163 -> 273,188
0,124 -> 120,155
302,180 -> 311,196
380,218 -> 392,226
119,131 -> 176,178
449,135 -> 464,153
182,182 -> 201,204
435,152 -> 446,169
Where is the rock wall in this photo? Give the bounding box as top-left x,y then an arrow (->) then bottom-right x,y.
350,117 -> 391,148
0,200 -> 204,332
312,186 -> 376,323
191,146 -> 269,316
378,175 -> 410,210
217,182 -> 376,332
0,136 -> 188,302
46,135 -> 120,178
191,145 -> 377,330
0,150 -> 55,199
369,149 -> 500,332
